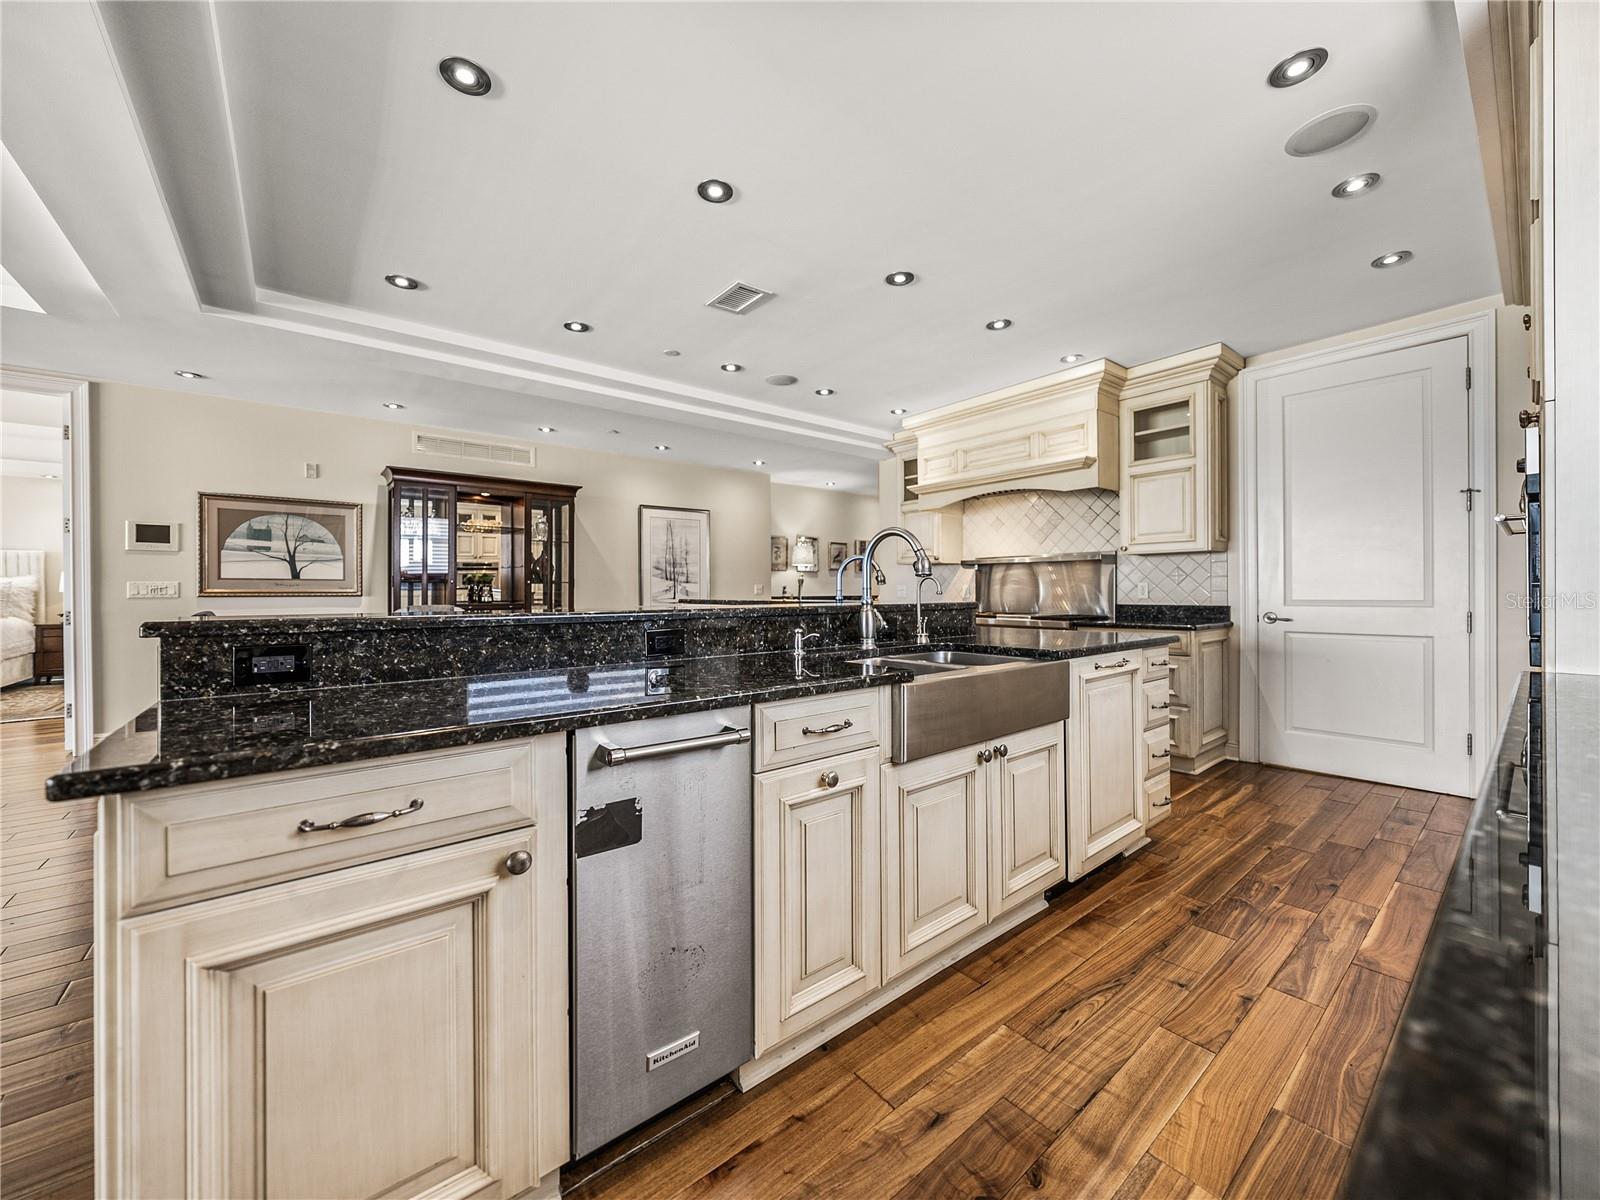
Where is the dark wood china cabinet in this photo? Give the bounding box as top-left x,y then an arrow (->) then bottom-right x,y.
383,466 -> 579,613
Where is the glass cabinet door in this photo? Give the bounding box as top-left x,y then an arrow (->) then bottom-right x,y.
1131,398 -> 1194,462
395,484 -> 454,610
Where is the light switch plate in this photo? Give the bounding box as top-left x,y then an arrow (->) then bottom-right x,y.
127,581 -> 181,599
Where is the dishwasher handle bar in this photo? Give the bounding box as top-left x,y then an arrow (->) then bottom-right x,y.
597,725 -> 751,767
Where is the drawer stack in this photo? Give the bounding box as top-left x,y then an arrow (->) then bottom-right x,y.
1139,647 -> 1175,827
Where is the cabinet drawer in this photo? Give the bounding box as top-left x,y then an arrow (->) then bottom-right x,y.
1144,772 -> 1173,827
1141,647 -> 1173,680
1142,726 -> 1172,778
116,740 -> 548,915
755,691 -> 883,771
1141,678 -> 1172,729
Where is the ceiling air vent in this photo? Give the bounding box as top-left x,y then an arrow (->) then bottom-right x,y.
413,430 -> 533,466
705,281 -> 774,314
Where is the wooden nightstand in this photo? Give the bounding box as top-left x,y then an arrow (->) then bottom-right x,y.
34,622 -> 63,683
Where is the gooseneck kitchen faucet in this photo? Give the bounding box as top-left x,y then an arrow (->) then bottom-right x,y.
840,526 -> 933,651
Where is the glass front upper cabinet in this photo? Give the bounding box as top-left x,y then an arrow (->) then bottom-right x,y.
384,467 -> 579,613
1130,397 -> 1194,462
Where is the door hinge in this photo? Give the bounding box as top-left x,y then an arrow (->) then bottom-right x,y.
62,516 -> 71,534
1460,487 -> 1481,511
62,423 -> 71,441
63,610 -> 71,627
1465,366 -> 1473,391
1467,611 -> 1473,634
1467,732 -> 1475,756
1531,197 -> 1541,223
64,702 -> 72,719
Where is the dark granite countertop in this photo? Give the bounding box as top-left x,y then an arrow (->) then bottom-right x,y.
47,629 -> 1177,801
1107,603 -> 1233,630
1344,671 -> 1600,1198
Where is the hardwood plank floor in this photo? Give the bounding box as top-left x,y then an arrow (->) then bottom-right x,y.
1,721 -> 1469,1200
0,718 -> 93,1200
570,761 -> 1469,1200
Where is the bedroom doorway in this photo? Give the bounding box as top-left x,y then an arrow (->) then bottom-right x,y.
0,367 -> 91,755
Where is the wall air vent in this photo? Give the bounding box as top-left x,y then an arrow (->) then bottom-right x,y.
705,281 -> 774,314
413,430 -> 533,466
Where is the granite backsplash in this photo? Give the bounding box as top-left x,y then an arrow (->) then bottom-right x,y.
144,603 -> 979,699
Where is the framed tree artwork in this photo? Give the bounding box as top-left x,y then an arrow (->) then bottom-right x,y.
639,505 -> 711,608
770,536 -> 790,571
198,493 -> 363,597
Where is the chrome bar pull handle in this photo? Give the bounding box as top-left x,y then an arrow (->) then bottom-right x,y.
1094,658 -> 1132,670
597,725 -> 750,767
801,719 -> 853,736
298,797 -> 423,834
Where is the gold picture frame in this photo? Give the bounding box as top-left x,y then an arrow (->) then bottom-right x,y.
198,493 -> 364,597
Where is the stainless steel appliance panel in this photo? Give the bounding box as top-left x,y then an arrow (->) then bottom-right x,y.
970,554 -> 1116,621
571,705 -> 754,1158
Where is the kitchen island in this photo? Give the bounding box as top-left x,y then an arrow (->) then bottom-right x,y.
52,604 -> 1177,1199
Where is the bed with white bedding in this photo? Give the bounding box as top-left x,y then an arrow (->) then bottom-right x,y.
0,550 -> 46,688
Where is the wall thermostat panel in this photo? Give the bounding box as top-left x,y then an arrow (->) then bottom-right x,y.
126,521 -> 180,552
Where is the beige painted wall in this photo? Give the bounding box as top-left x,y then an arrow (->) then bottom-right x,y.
769,483 -> 878,598
1,475 -> 65,622
90,382 -> 774,731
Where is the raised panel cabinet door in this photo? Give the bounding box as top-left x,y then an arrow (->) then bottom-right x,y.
881,746 -> 989,982
754,752 -> 882,1053
1197,629 -> 1229,749
989,722 -> 1066,916
101,831 -> 547,1200
1124,463 -> 1198,550
1068,657 -> 1145,879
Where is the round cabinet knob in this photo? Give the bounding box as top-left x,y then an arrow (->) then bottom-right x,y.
996,744 -> 1009,758
978,748 -> 993,763
504,850 -> 533,876
820,770 -> 840,789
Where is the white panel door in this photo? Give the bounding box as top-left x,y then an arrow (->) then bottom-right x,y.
1256,337 -> 1471,793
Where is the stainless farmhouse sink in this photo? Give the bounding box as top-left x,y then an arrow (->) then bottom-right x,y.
850,650 -> 1071,762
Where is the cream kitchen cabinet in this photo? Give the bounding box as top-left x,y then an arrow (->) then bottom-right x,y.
95,739 -> 569,1200
898,506 -> 964,565
881,720 -> 1065,982
1169,625 -> 1230,774
880,434 -> 964,564
1118,343 -> 1242,554
753,749 -> 882,1055
881,743 -> 989,981
1139,649 -> 1175,829
1067,652 -> 1146,879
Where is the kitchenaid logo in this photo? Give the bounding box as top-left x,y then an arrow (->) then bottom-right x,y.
646,1031 -> 700,1071
1503,591 -> 1599,611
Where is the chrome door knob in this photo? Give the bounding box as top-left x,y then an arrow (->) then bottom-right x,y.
1262,611 -> 1294,623
504,850 -> 533,876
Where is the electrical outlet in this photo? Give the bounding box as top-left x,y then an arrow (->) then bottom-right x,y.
127,581 -> 181,599
896,584 -> 908,598
304,462 -> 320,479
1136,581 -> 1150,600
752,583 -> 763,595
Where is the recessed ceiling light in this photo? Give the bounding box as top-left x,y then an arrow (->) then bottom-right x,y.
654,444 -> 671,451
890,407 -> 908,415
986,318 -> 1013,331
1370,249 -> 1414,268
814,387 -> 835,396
385,274 -> 421,290
884,271 -> 916,286
478,492 -> 492,498
1332,172 -> 1381,199
173,369 -> 206,379
752,459 -> 766,466
382,402 -> 406,410
1268,47 -> 1328,88
1059,354 -> 1083,364
562,321 -> 591,332
537,425 -> 556,433
697,179 -> 735,204
662,349 -> 681,356
438,57 -> 491,96
720,362 -> 743,372
765,374 -> 799,386
42,473 -> 59,480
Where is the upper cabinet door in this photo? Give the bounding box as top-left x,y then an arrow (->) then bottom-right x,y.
989,721 -> 1066,916
1068,656 -> 1145,879
105,831 -> 546,1200
882,746 -> 989,982
754,751 -> 882,1053
1124,463 -> 1199,548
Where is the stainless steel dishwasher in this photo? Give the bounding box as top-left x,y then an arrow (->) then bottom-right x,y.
570,705 -> 754,1159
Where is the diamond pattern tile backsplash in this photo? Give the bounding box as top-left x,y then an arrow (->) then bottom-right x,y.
958,489 -> 1228,606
